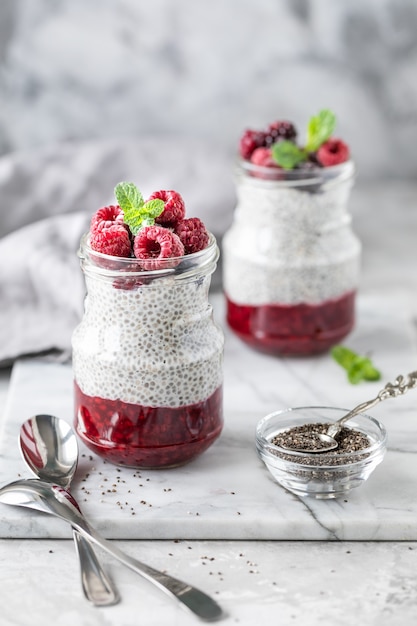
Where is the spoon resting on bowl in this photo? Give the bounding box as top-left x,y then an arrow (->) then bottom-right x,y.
281,371 -> 417,454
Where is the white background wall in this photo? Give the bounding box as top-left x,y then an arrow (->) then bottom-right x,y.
0,0 -> 416,179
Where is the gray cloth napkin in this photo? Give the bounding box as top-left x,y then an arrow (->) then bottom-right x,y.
0,138 -> 235,365
0,212 -> 89,365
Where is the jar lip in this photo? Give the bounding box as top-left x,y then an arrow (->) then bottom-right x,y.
78,231 -> 219,279
236,156 -> 355,186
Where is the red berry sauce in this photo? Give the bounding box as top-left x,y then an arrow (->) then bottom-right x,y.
226,291 -> 355,356
74,382 -> 223,468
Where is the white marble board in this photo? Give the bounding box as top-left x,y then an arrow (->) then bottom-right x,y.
1,293 -> 417,540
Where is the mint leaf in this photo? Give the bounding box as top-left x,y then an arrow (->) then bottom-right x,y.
331,346 -> 357,370
331,345 -> 381,384
271,141 -> 306,170
137,200 -> 165,228
306,109 -> 336,152
114,182 -> 165,235
115,182 -> 143,214
142,199 -> 165,220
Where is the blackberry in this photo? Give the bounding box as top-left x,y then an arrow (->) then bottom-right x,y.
265,120 -> 297,145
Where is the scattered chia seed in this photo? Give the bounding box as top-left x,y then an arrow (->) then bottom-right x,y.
271,422 -> 371,466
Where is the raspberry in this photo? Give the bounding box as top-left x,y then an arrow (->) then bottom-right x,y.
90,205 -> 125,233
239,129 -> 267,160
133,225 -> 184,270
250,147 -> 278,168
265,120 -> 297,145
90,223 -> 132,257
317,138 -> 350,167
147,190 -> 186,227
175,218 -> 209,254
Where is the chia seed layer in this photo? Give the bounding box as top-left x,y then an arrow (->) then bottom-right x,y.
223,164 -> 361,306
72,273 -> 224,408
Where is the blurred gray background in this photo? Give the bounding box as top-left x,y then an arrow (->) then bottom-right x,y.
0,0 -> 416,179
0,0 -> 416,365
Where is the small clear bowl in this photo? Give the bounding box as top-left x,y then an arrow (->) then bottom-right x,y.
256,406 -> 387,499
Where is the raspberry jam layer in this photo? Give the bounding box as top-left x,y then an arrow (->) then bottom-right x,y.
74,382 -> 223,468
226,291 -> 355,356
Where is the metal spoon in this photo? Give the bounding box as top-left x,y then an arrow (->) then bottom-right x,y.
0,478 -> 225,622
283,371 -> 417,454
19,414 -> 119,606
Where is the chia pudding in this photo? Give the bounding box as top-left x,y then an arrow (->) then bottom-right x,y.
72,184 -> 224,468
223,112 -> 361,355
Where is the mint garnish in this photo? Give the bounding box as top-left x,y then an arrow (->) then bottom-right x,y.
306,109 -> 336,152
114,182 -> 164,235
271,141 -> 307,170
270,108 -> 337,170
331,345 -> 381,385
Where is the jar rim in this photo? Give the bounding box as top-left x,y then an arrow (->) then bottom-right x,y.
236,157 -> 355,187
78,231 -> 219,280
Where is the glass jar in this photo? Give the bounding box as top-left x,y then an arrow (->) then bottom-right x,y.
72,233 -> 224,468
222,159 -> 361,355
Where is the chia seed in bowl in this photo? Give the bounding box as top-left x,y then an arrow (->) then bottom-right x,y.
256,407 -> 387,499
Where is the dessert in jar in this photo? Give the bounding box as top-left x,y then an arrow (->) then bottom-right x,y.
223,109 -> 361,356
72,183 -> 224,468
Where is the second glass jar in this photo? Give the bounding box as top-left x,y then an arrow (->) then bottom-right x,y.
222,159 -> 361,356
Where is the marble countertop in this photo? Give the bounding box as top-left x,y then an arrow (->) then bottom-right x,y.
1,181 -> 417,624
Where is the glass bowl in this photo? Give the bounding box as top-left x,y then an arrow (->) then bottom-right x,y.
255,406 -> 387,499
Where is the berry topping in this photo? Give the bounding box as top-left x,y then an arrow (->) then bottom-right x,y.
239,109 -> 349,171
239,129 -> 267,159
175,217 -> 209,254
250,147 -> 279,168
147,190 -> 186,227
90,224 -> 132,257
317,138 -> 350,167
90,205 -> 125,233
266,120 -> 297,144
133,225 -> 185,270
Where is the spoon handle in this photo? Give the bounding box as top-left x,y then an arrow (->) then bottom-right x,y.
73,529 -> 119,606
327,370 -> 417,438
75,522 -> 225,622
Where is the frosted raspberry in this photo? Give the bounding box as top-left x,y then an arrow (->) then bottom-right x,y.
90,224 -> 132,257
133,225 -> 184,270
147,190 -> 186,227
90,205 -> 125,233
250,147 -> 279,168
175,218 -> 209,254
317,138 -> 350,167
239,129 -> 267,160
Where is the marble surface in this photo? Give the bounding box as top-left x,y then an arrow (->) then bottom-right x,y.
1,538 -> 417,626
1,292 -> 417,542
0,175 -> 416,622
1,1 -> 417,179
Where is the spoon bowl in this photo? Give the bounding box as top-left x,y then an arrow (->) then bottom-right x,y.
19,414 -> 119,606
19,415 -> 78,488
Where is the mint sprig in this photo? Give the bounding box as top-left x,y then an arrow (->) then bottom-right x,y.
114,182 -> 164,235
271,141 -> 307,170
331,346 -> 382,385
306,109 -> 336,152
270,108 -> 337,170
